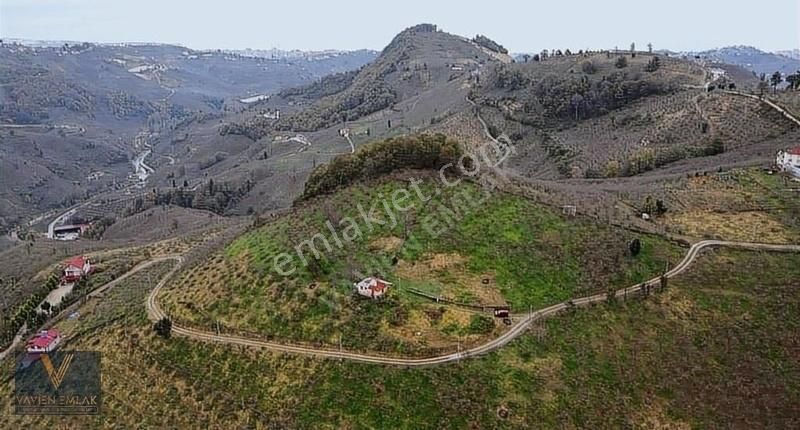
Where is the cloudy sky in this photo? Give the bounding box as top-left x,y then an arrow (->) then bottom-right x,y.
1,0 -> 798,52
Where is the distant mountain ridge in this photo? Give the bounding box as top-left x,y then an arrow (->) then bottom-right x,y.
776,49 -> 800,60
688,45 -> 800,76
2,38 -> 377,60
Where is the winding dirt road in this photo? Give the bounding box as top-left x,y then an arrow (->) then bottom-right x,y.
144,240 -> 800,367
722,90 -> 800,127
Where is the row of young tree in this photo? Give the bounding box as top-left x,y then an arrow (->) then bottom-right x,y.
0,273 -> 61,346
758,70 -> 800,95
519,43 -> 654,63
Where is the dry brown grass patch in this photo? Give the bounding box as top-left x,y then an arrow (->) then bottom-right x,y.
368,236 -> 404,253
664,210 -> 796,243
397,253 -> 507,305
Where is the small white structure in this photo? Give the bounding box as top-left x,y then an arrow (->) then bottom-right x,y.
354,277 -> 392,299
240,94 -> 269,104
262,109 -> 280,120
777,147 -> 800,175
709,67 -> 726,80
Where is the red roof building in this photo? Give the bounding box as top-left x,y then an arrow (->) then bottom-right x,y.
63,256 -> 92,283
354,277 -> 392,299
26,329 -> 62,353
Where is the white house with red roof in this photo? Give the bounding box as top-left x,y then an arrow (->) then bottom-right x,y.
26,329 -> 62,354
354,277 -> 392,299
63,255 -> 92,283
778,147 -> 800,175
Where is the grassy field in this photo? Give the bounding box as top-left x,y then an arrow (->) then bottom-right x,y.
661,168 -> 800,242
160,172 -> 682,356
2,247 -> 798,428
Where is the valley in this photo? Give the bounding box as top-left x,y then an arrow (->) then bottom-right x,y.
1,16 -> 799,429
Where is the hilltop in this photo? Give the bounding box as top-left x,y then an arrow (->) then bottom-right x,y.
4,24 -> 797,246
471,51 -> 798,180
224,24 -> 504,138
150,27 -> 796,226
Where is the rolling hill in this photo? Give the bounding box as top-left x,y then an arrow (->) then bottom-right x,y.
0,41 -> 375,228
154,27 -> 798,224
2,24 -> 800,430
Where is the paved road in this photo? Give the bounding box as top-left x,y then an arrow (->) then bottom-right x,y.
46,208 -> 78,239
145,240 -> 800,367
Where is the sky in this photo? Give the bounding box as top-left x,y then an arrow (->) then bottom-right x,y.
1,0 -> 798,53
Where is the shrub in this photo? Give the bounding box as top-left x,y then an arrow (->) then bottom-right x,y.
615,57 -> 628,69
629,238 -> 642,256
154,317 -> 172,338
645,56 -> 661,72
467,314 -> 494,335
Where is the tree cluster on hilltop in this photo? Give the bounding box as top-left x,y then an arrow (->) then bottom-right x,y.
473,35 -> 509,54
278,69 -> 360,101
301,134 -> 462,199
492,64 -> 676,124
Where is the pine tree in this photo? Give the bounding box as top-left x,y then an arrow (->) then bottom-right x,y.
770,71 -> 783,93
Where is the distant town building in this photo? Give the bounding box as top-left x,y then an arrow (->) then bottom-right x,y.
354,277 -> 392,299
262,109 -> 280,120
63,255 -> 92,283
26,329 -> 62,354
53,224 -> 90,241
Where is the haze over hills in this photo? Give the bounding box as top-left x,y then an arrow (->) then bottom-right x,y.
1,16 -> 800,429
0,40 -> 376,228
3,24 -> 797,229
689,45 -> 800,76
777,49 -> 800,60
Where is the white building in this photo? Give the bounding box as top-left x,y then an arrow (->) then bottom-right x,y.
354,277 -> 392,299
63,255 -> 92,283
777,147 -> 800,178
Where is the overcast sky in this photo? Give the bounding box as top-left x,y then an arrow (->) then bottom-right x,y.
1,0 -> 798,53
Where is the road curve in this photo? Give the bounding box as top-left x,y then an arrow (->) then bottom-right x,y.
722,90 -> 800,127
0,256 -> 182,361
146,240 -> 800,367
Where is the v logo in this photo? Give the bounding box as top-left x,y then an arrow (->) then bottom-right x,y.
41,353 -> 74,390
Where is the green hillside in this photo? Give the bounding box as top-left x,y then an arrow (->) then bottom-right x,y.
3,247 -> 798,429
159,152 -> 681,356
